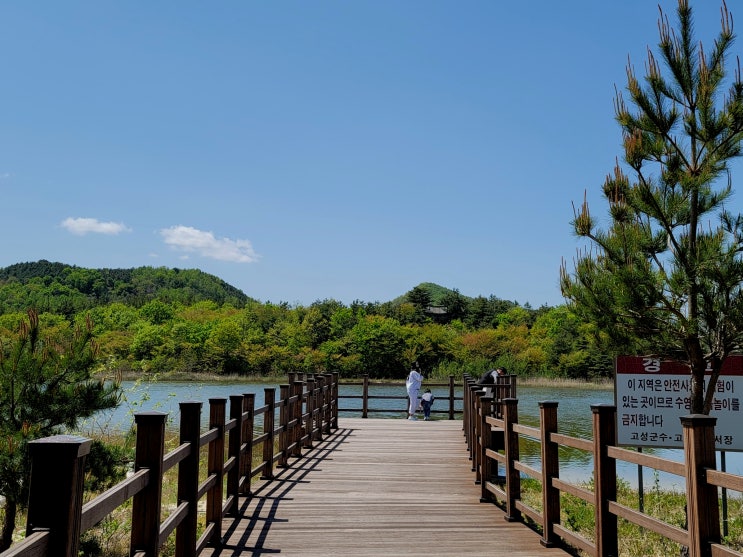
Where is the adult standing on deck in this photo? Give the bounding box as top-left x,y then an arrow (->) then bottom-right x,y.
406,362 -> 424,421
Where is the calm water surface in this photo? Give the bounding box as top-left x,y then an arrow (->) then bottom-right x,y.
84,380 -> 742,490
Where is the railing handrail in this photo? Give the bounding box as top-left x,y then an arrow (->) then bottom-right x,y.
338,374 -> 461,419
463,373 -> 743,557
1,372 -> 340,557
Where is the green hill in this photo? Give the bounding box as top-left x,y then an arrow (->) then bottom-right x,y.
0,260 -> 252,313
0,261 -> 512,316
391,282 -> 472,306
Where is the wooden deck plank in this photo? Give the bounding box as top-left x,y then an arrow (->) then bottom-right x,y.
205,418 -> 570,556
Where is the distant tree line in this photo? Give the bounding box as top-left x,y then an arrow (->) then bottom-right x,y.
0,261 -> 616,380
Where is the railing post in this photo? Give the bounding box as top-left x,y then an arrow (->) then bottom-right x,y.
241,393 -> 255,495
509,373 -> 517,398
449,375 -> 455,419
468,384 -> 480,465
682,414 -> 720,557
262,389 -> 275,479
315,373 -> 325,434
479,395 -> 494,502
493,375 -> 509,418
291,380 -> 304,458
206,398 -> 227,547
320,373 -> 328,433
362,374 -> 369,418
289,379 -> 299,444
26,434 -> 92,557
539,401 -> 560,548
502,398 -> 521,522
227,394 -> 244,515
175,401 -> 202,557
278,385 -> 290,467
323,373 -> 333,434
463,374 -> 468,423
463,375 -> 474,446
331,372 -> 340,429
462,375 -> 471,438
130,411 -> 168,557
305,378 -> 315,448
315,375 -> 325,442
473,388 -> 484,478
592,404 -> 618,557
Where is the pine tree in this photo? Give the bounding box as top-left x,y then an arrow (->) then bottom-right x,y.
406,285 -> 432,310
561,0 -> 743,414
0,310 -> 120,550
405,285 -> 433,324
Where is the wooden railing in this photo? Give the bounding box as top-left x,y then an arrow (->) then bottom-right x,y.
0,372 -> 339,557
338,375 -> 461,418
462,373 -> 743,557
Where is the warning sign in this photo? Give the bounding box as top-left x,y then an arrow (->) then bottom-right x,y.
615,356 -> 743,451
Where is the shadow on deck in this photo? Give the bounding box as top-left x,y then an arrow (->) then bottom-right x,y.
204,418 -> 571,557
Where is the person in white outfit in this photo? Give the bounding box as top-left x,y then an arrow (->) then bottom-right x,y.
406,363 -> 424,420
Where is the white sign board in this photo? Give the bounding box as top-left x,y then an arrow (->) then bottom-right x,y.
615,356 -> 743,451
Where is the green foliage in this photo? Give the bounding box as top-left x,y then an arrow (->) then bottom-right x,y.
0,260 -> 252,313
562,1 -> 743,413
89,296 -> 609,380
0,261 -> 618,381
347,315 -> 407,378
0,310 -> 120,550
394,282 -> 450,306
404,323 -> 457,373
561,483 -> 595,535
405,285 -> 432,309
439,289 -> 468,321
465,295 -> 518,328
139,300 -> 175,325
519,473 -> 743,557
85,439 -> 130,492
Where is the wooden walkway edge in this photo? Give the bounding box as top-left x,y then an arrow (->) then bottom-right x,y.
206,418 -> 570,557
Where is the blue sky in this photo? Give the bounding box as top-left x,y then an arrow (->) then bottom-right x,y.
0,1 -> 739,307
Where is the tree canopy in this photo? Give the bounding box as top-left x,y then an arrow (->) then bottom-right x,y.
0,260 -> 615,382
561,0 -> 743,413
0,260 -> 251,314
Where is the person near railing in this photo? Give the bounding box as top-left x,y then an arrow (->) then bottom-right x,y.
476,367 -> 506,399
420,388 -> 435,420
476,367 -> 506,386
405,362 -> 424,420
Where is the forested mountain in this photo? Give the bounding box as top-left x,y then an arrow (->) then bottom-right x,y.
0,260 -> 252,314
0,261 -> 511,317
0,260 -> 614,380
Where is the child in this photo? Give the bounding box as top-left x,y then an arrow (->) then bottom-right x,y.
420,388 -> 435,421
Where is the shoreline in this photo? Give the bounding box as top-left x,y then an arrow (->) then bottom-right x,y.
113,371 -> 613,390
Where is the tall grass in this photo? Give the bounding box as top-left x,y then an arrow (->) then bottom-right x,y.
519,476 -> 743,557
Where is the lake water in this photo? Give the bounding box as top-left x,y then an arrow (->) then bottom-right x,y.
81,379 -> 743,491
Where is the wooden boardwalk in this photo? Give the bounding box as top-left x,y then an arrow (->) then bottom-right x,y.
205,418 -> 570,557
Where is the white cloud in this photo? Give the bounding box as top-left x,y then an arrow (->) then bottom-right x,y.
61,217 -> 131,236
159,225 -> 260,263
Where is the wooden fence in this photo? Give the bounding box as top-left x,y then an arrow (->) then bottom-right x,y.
338,375 -> 460,418
462,373 -> 743,557
0,372 -> 339,557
